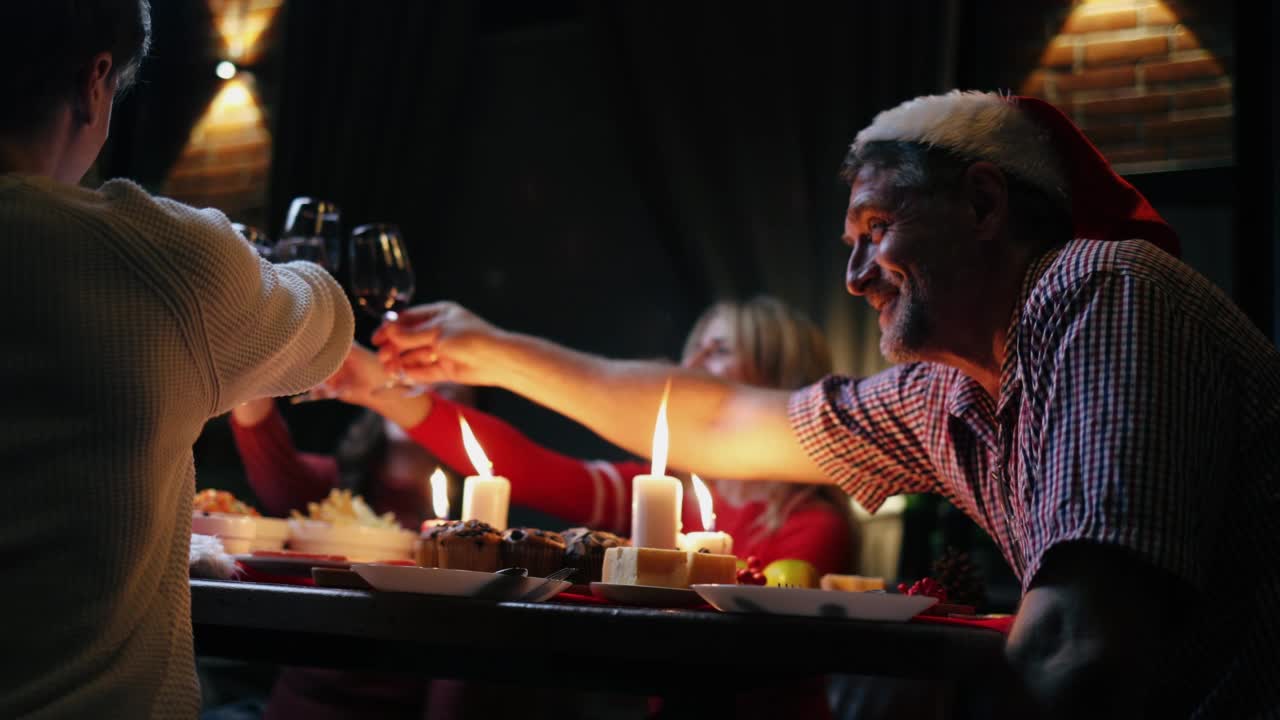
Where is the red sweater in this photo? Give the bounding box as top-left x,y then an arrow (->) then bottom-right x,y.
408,395 -> 853,577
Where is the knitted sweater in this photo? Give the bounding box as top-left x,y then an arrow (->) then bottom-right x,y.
0,175 -> 354,719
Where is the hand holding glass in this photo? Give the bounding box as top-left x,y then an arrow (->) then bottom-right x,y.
349,223 -> 419,394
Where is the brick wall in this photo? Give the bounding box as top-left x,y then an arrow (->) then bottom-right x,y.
1018,0 -> 1233,172
162,0 -> 282,229
163,76 -> 272,227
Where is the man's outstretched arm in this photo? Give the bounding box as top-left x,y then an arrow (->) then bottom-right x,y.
374,302 -> 830,484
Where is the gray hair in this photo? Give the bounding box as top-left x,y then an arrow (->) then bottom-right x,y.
841,140 -> 1072,245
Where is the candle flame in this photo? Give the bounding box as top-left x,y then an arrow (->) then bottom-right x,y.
650,378 -> 672,477
459,415 -> 492,479
430,468 -> 449,519
691,474 -> 715,531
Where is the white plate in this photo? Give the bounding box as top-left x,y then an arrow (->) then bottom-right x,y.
590,582 -> 704,608
692,585 -> 937,621
232,552 -> 353,576
353,565 -> 571,603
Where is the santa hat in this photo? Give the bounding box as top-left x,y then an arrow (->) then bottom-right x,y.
852,90 -> 1180,258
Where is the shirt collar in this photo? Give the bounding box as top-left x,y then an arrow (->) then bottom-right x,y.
996,245 -> 1064,416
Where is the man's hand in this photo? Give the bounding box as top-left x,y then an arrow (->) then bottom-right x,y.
372,302 -> 506,387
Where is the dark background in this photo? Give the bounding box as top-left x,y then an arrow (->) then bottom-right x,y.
100,0 -> 1276,589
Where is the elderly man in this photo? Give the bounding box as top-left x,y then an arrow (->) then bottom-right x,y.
375,91 -> 1279,718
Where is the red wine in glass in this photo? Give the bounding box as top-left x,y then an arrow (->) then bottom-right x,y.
349,224 -> 420,393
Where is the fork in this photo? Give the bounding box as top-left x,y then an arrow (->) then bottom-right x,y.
514,567 -> 577,602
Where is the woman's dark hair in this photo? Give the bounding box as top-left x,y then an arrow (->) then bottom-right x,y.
0,0 -> 152,135
335,410 -> 389,497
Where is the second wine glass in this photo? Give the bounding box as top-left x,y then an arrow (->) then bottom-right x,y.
278,197 -> 342,272
349,223 -> 418,393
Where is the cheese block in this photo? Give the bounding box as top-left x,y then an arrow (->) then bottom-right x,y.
602,547 -> 689,588
602,547 -> 740,588
819,574 -> 886,592
686,551 -> 738,585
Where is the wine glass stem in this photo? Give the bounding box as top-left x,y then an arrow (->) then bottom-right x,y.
380,309 -> 408,389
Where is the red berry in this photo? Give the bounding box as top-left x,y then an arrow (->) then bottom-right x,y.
898,578 -> 947,601
746,556 -> 761,569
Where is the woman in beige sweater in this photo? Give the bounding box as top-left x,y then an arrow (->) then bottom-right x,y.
0,3 -> 354,718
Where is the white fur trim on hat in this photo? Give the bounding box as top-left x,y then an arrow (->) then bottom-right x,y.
852,90 -> 1069,203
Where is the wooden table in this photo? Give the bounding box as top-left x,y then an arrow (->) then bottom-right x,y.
191,579 -> 1012,696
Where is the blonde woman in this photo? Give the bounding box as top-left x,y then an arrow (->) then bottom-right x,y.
328,295 -> 857,578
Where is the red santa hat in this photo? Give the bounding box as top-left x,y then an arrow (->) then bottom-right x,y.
852,91 -> 1180,258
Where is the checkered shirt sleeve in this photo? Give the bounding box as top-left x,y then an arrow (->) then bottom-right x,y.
788,364 -> 944,512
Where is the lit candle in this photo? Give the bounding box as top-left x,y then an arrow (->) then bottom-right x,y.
631,379 -> 683,550
420,468 -> 452,532
679,474 -> 733,555
458,415 -> 511,530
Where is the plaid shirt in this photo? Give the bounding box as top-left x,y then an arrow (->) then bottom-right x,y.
790,238 -> 1279,718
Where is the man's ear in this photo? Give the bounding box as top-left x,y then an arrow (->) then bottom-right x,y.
963,161 -> 1009,243
73,52 -> 115,127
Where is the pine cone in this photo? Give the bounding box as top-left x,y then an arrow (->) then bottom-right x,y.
931,546 -> 986,608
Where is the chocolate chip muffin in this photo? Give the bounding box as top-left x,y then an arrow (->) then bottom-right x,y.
437,519 -> 502,572
561,527 -> 628,583
500,527 -> 567,578
415,520 -> 459,567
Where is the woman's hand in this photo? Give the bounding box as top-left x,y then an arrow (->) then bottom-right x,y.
319,343 -> 393,408
320,343 -> 435,428
372,302 -> 507,386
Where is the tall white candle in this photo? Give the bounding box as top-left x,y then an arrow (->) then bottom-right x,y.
458,415 -> 510,530
630,379 -> 683,549
462,476 -> 510,530
632,474 -> 683,550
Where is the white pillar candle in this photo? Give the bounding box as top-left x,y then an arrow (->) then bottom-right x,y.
631,474 -> 683,549
680,531 -> 733,555
461,475 -> 510,530
457,416 -> 509,529
681,474 -> 733,555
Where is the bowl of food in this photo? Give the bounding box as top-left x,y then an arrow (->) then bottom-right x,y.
192,489 -> 264,554
250,517 -> 290,551
191,511 -> 257,554
287,489 -> 414,562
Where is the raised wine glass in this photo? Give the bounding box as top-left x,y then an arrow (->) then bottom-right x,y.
277,197 -> 342,271
232,222 -> 274,261
348,223 -> 420,394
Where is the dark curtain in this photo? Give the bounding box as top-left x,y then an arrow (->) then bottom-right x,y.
583,1 -> 957,375
269,0 -> 473,303
259,0 -> 476,455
